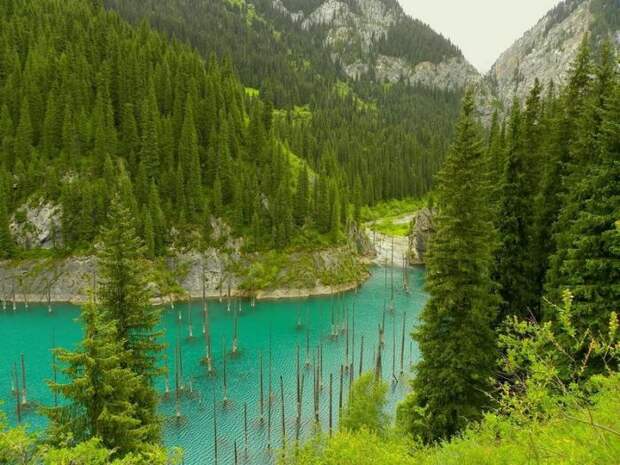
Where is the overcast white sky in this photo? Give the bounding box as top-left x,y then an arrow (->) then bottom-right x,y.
399,0 -> 563,73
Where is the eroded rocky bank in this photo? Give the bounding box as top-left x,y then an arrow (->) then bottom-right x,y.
0,246 -> 370,305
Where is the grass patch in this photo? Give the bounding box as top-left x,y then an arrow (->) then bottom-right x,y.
371,219 -> 411,237
290,374 -> 620,465
362,197 -> 429,223
334,81 -> 376,112
236,247 -> 367,292
273,105 -> 313,122
244,87 -> 260,98
278,141 -> 317,185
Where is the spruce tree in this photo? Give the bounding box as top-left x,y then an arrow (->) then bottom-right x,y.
143,209 -> 155,259
147,182 -> 165,256
140,84 -> 160,182
329,184 -> 341,243
293,166 -> 309,227
120,103 -> 140,173
14,98 -> 33,165
212,175 -> 223,217
402,91 -> 499,443
46,301 -> 146,456
96,196 -> 164,442
495,100 -> 538,321
274,179 -> 293,248
544,45 -> 619,365
523,78 -> 543,193
0,105 -> 14,170
352,175 -> 363,224
0,196 -> 14,259
178,98 -> 202,219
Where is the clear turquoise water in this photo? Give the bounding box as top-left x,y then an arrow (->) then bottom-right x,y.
0,266 -> 426,464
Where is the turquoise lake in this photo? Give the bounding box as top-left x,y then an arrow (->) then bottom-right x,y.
0,266 -> 426,464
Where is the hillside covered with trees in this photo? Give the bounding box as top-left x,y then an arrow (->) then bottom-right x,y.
0,0 -> 358,258
0,1 -> 618,464
104,0 -> 465,205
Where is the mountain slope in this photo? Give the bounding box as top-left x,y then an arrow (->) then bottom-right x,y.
271,0 -> 480,89
0,0 -> 349,256
487,0 -> 620,110
105,0 -> 474,205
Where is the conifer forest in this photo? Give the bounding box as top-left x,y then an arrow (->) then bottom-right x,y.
0,0 -> 618,464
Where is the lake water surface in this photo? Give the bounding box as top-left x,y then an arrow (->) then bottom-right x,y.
0,266 -> 426,464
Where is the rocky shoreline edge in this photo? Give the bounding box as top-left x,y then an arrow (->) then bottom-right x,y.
0,251 -> 371,307
0,274 -> 369,307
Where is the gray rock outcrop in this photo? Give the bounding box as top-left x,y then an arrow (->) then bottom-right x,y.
10,201 -> 62,249
484,0 -> 619,114
408,207 -> 435,265
274,0 -> 481,92
0,245 -> 367,305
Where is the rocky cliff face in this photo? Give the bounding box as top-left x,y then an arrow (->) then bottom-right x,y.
408,208 -> 435,265
10,201 -> 62,250
0,247 -> 367,305
273,0 -> 480,91
486,0 -> 620,111
300,0 -> 399,52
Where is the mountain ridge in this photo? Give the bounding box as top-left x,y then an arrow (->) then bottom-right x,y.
484,0 -> 620,112
269,0 -> 480,90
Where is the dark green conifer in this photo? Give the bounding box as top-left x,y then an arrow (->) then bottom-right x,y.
0,194 -> 14,259
495,100 -> 537,321
140,84 -> 160,182
544,43 -> 619,363
14,98 -> 33,165
294,166 -> 309,226
97,196 -> 164,442
402,91 -> 499,443
46,301 -> 146,456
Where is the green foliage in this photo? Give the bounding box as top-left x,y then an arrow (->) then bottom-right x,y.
282,429 -> 415,465
286,291 -> 620,465
0,0 -> 349,256
105,0 -> 463,210
45,196 -> 165,457
0,413 -> 34,465
499,290 -> 619,409
237,248 -> 367,292
361,197 -> 427,223
37,439 -> 180,465
0,197 -> 14,258
46,302 -> 147,455
95,197 -> 164,442
404,91 -> 499,443
542,41 -> 620,372
494,96 -> 539,321
287,373 -> 620,465
340,373 -> 389,435
376,16 -> 462,66
480,41 -> 619,380
412,374 -> 620,465
0,423 -> 178,465
369,219 -> 411,237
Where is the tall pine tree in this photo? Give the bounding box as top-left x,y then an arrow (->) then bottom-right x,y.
401,91 -> 499,443
495,99 -> 538,321
46,301 -> 146,456
544,44 -> 620,369
96,195 -> 164,442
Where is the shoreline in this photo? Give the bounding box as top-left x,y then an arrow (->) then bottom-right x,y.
0,271 -> 371,307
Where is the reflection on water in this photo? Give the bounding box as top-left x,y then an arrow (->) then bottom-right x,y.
0,266 -> 426,465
